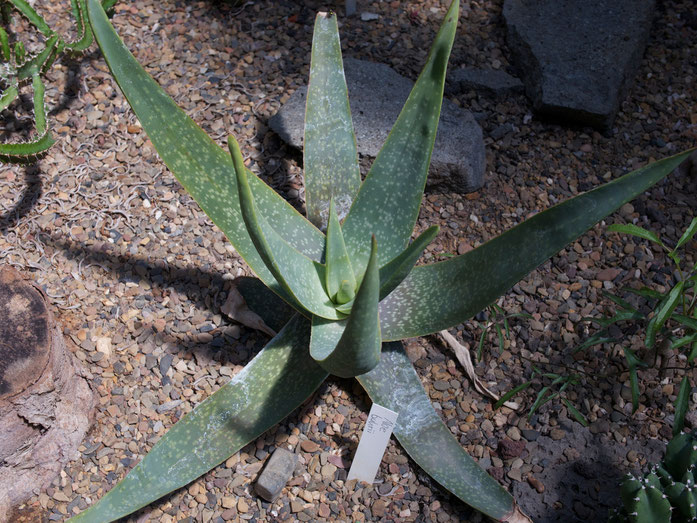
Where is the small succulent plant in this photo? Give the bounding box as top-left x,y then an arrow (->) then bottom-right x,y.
611,430 -> 697,522
72,0 -> 695,521
0,0 -> 116,162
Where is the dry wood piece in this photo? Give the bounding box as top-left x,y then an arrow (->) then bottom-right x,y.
0,266 -> 95,521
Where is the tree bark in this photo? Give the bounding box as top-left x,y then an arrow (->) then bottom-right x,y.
0,266 -> 95,521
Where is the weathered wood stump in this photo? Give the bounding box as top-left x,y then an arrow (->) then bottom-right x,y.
0,266 -> 95,521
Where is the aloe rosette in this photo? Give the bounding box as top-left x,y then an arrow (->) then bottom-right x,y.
75,0 -> 695,520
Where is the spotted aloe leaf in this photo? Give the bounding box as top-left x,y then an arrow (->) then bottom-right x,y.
69,314 -> 326,522
378,149 -> 696,341
378,225 -> 439,300
325,199 -> 356,303
86,0 -> 326,283
341,0 -> 459,272
357,343 -> 519,521
304,11 -> 361,228
230,137 -> 342,319
310,236 -> 381,377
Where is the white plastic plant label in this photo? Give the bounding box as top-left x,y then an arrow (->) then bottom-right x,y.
347,403 -> 399,484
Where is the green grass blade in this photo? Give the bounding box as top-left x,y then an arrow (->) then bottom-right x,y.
310,236 -> 381,377
494,381 -> 532,409
673,376 -> 690,436
230,137 -> 341,320
341,0 -> 459,272
357,342 -> 517,521
672,332 -> 697,352
378,149 -> 695,340
607,223 -> 665,247
86,0 -> 326,276
562,399 -> 588,427
325,200 -> 356,302
304,11 -> 361,229
675,217 -> 697,251
646,280 -> 684,348
624,348 -> 644,413
378,225 -> 438,300
68,315 -> 327,523
8,0 -> 52,36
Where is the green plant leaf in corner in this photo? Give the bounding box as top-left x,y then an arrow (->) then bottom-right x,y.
304,11 -> 361,229
68,315 -> 328,523
230,136 -> 342,320
675,217 -> 697,252
310,236 -> 381,377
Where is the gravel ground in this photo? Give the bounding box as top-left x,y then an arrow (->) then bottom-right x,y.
1,0 -> 696,521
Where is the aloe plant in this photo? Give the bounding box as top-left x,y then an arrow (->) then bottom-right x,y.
73,0 -> 696,520
0,0 -> 116,162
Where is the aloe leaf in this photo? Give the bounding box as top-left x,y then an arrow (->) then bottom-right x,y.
8,0 -> 52,36
68,315 -> 327,523
14,40 -> 25,64
357,342 -> 517,521
341,0 -> 459,271
646,280 -> 684,348
0,84 -> 18,112
230,137 -> 342,320
304,11 -> 361,229
675,217 -> 697,251
378,149 -> 695,340
86,0 -> 326,282
378,225 -> 438,300
310,236 -> 381,377
325,200 -> 356,302
673,376 -> 690,436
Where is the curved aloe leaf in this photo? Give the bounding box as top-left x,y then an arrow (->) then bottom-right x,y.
304,11 -> 361,229
86,0 -> 326,275
231,137 -> 342,320
341,0 -> 459,271
357,343 -> 517,521
69,315 -> 328,523
310,236 -> 381,377
17,33 -> 61,80
325,200 -> 356,302
379,149 -> 695,340
379,225 -> 439,300
0,28 -> 10,61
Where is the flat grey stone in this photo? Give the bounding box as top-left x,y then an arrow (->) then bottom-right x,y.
446,68 -> 524,97
503,0 -> 656,129
254,447 -> 298,502
269,58 -> 485,193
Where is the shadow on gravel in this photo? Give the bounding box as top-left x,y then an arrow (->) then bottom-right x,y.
0,165 -> 43,233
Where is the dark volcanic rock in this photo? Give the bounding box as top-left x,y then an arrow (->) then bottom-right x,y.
503,0 -> 656,129
446,68 -> 524,97
270,58 -> 486,193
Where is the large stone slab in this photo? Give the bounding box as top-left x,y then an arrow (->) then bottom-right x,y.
269,58 -> 485,193
503,0 -> 656,129
446,67 -> 523,98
